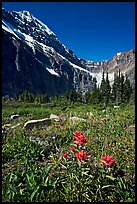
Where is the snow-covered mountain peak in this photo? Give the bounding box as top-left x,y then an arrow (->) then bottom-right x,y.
12,10 -> 33,21
14,10 -> 32,17
2,8 -> 83,67
116,52 -> 121,56
11,10 -> 55,36
20,10 -> 31,16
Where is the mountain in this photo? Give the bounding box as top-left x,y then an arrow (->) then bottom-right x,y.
80,49 -> 135,87
2,8 -> 135,97
2,8 -> 96,97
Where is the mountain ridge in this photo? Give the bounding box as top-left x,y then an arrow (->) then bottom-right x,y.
2,8 -> 135,97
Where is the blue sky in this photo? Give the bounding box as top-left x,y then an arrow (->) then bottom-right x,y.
2,2 -> 135,62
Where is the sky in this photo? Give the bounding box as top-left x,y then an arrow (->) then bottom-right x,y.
2,2 -> 135,62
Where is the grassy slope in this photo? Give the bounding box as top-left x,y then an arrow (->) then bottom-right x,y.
2,100 -> 135,202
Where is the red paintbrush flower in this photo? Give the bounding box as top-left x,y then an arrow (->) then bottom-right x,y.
73,131 -> 83,138
73,131 -> 88,145
70,145 -> 77,152
101,155 -> 116,167
63,152 -> 70,159
74,150 -> 88,163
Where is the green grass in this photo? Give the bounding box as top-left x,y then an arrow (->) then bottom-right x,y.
2,100 -> 135,202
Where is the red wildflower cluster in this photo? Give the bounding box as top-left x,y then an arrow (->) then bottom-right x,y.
101,155 -> 116,167
63,152 -> 70,159
73,131 -> 88,145
74,150 -> 88,164
70,146 -> 77,152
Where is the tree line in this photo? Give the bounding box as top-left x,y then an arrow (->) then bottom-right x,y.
85,69 -> 134,106
13,69 -> 134,106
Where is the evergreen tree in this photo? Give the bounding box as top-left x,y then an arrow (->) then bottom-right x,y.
111,70 -> 132,105
100,71 -> 111,105
65,90 -> 71,101
123,74 -> 132,103
100,71 -> 106,103
105,72 -> 111,105
85,92 -> 91,103
129,87 -> 135,105
116,69 -> 121,105
90,82 -> 101,104
111,70 -> 121,105
119,73 -> 125,104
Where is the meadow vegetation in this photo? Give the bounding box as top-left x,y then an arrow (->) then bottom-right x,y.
2,97 -> 135,202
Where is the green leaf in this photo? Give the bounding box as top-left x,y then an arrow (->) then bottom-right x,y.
52,178 -> 59,188
60,163 -> 67,169
19,189 -> 24,195
44,165 -> 52,174
44,176 -> 49,187
102,184 -> 115,189
127,198 -> 133,202
30,186 -> 40,201
26,174 -> 33,187
81,168 -> 90,171
74,175 -> 80,183
106,175 -> 116,181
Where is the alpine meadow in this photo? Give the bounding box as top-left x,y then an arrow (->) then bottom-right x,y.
2,3 -> 135,202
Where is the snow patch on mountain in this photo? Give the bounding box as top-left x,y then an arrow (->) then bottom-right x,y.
2,23 -> 14,35
23,33 -> 34,42
2,20 -> 20,39
69,61 -> 92,74
116,52 -> 121,56
46,68 -> 60,77
2,19 -> 34,43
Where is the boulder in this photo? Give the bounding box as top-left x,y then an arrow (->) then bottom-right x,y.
69,116 -> 86,122
29,135 -> 48,147
50,114 -> 60,122
11,114 -> 20,120
114,106 -> 120,109
60,113 -> 68,119
28,132 -> 60,158
86,112 -> 94,118
102,110 -> 106,112
125,125 -> 135,133
23,118 -> 51,130
10,123 -> 22,130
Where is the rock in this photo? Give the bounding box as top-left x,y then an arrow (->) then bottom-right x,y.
2,123 -> 22,138
23,118 -> 51,130
11,114 -> 20,120
10,123 -> 21,130
28,133 -> 59,158
28,135 -> 52,158
86,112 -> 93,118
50,114 -> 60,122
2,127 -> 6,144
125,125 -> 135,133
2,123 -> 11,128
69,116 -> 86,122
29,135 -> 48,146
2,127 -> 6,134
60,113 -> 68,119
114,106 -> 120,109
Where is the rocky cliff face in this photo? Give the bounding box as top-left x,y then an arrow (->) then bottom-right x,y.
2,8 -> 135,97
80,49 -> 135,87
